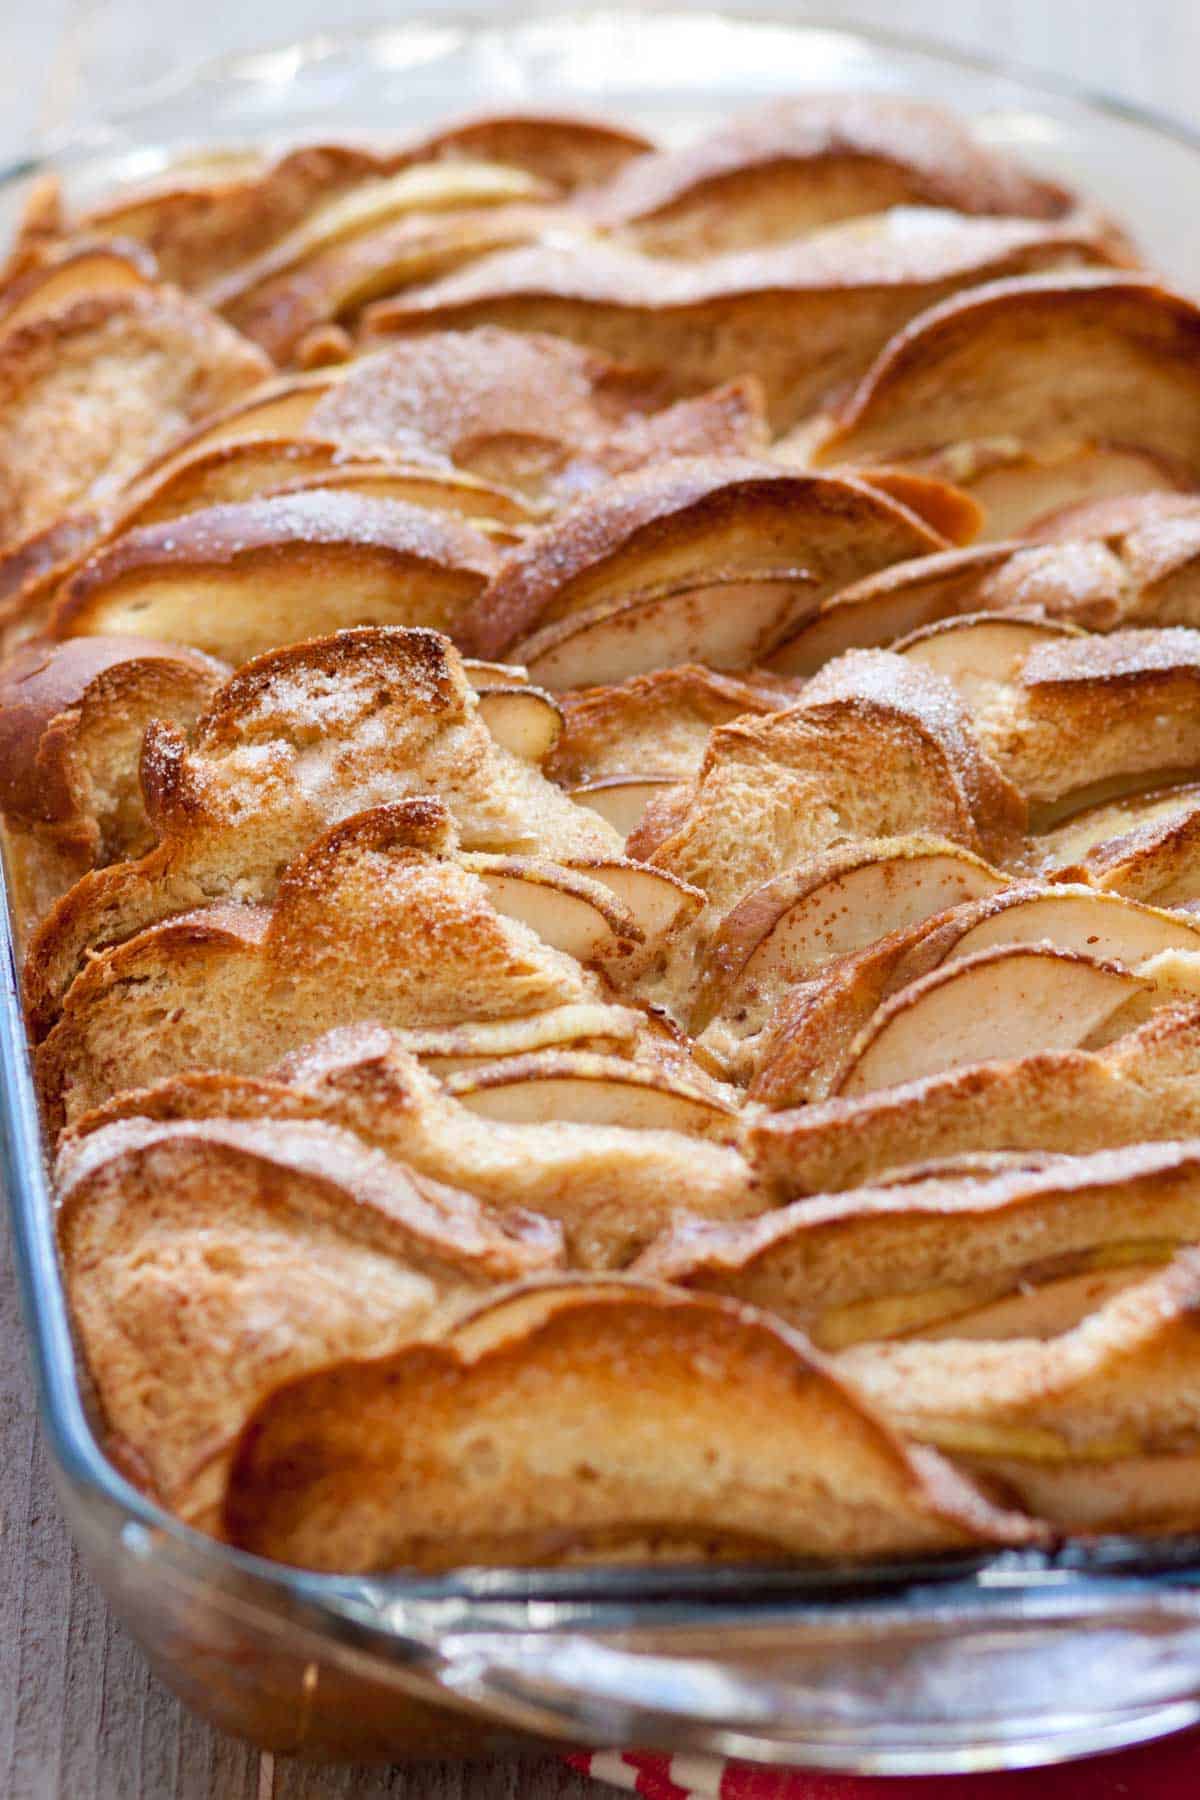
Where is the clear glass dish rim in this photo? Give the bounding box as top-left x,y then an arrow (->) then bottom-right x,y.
5,4 -> 1200,1762
2,3 -> 1200,192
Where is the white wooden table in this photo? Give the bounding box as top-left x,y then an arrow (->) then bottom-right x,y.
0,2 -> 1194,1794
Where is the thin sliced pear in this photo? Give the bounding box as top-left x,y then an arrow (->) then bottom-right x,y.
767,546 -> 1010,677
568,775 -> 681,836
462,658 -> 530,688
895,611 -> 1083,706
470,858 -> 643,962
945,884 -> 1200,967
474,686 -> 562,761
837,944 -> 1145,1097
207,162 -> 550,305
517,571 -> 815,690
696,839 -> 1005,1031
136,373 -> 340,479
0,245 -> 154,336
445,1051 -> 735,1134
573,859 -> 703,942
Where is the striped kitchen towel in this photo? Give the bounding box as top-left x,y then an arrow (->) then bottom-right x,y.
566,1731 -> 1200,1797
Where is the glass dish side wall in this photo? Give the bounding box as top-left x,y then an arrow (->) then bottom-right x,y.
7,13 -> 1200,1770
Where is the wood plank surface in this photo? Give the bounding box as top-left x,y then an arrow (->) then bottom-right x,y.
0,2 -> 1192,1794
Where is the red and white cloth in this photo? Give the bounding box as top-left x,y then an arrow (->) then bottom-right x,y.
566,1733 -> 1200,1798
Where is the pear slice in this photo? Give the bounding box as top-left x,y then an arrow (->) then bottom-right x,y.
767,545 -> 1013,676
467,856 -> 643,963
572,859 -> 704,942
639,1140 -> 1200,1348
473,459 -> 936,659
207,162 -> 552,309
49,492 -> 497,662
445,1051 -> 736,1136
949,442 -> 1184,541
0,244 -> 155,337
568,775 -> 681,837
517,571 -> 816,689
767,535 -> 1130,678
941,882 -> 1200,969
837,944 -> 1146,1098
120,439 -> 535,532
694,838 -> 1005,1033
838,1253 -> 1200,1531
895,611 -> 1083,708
136,371 -> 340,478
474,686 -> 563,761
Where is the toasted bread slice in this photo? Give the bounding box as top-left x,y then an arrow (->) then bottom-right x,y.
969,627 -> 1200,813
1036,780 -> 1200,904
62,1028 -> 760,1268
549,663 -> 788,797
470,457 -> 941,662
751,1005 -> 1200,1196
223,204 -> 578,363
0,637 -> 226,939
58,1114 -> 562,1523
813,274 -> 1200,534
23,628 -> 619,1035
305,330 -> 767,504
219,1277 -> 1034,1569
365,214 -> 1115,431
116,437 -> 537,534
637,651 -> 1024,927
640,1139 -> 1200,1347
0,287 -> 270,547
48,491 -> 498,661
773,503 -> 1200,678
586,96 -> 1071,257
839,1252 -> 1200,1530
35,799 -> 642,1128
75,119 -> 652,290
0,241 -> 157,337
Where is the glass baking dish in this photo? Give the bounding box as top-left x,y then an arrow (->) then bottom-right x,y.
8,8 -> 1200,1773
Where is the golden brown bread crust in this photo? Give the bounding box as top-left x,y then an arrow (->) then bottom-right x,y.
0,288 -> 271,549
364,214 -> 1117,430
468,457 -> 942,659
638,1138 -> 1200,1347
34,798 -> 641,1129
305,329 -> 767,502
0,636 -> 227,940
750,1005 -> 1200,1196
48,490 -> 499,658
58,1114 -> 562,1520
221,1279 -> 1035,1570
23,627 -> 620,1036
815,272 -> 1200,478
58,1027 -> 762,1270
586,96 -> 1072,256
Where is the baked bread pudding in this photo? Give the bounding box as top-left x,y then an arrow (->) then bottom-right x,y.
9,96 -> 1200,1573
